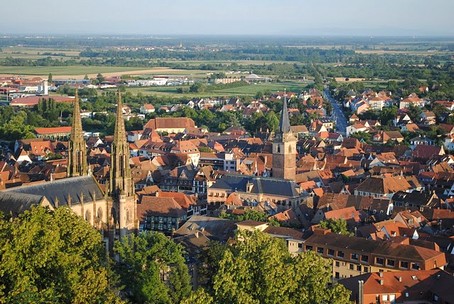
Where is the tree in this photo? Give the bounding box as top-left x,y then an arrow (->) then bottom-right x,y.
96,73 -> 105,85
407,103 -> 423,123
181,288 -> 214,304
319,218 -> 353,236
265,111 -> 279,133
0,206 -> 122,303
350,131 -> 371,143
213,230 -> 350,304
114,231 -> 191,304
47,72 -> 53,83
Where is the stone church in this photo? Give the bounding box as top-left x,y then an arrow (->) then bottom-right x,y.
0,91 -> 137,248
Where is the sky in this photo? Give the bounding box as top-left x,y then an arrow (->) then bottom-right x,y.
2,0 -> 453,36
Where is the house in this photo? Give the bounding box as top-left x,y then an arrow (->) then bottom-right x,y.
160,164 -> 197,193
10,95 -> 74,107
339,269 -> 454,304
303,229 -> 447,281
412,145 -> 445,161
322,206 -> 362,227
34,127 -> 72,140
346,122 -> 369,137
290,125 -> 309,138
143,117 -> 196,134
434,100 -> 454,111
399,93 -> 426,109
392,190 -> 440,211
354,176 -> 414,198
137,196 -> 187,234
421,110 -> 436,125
140,104 -> 155,114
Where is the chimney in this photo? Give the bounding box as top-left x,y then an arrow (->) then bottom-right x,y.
379,279 -> 384,285
379,272 -> 384,278
398,276 -> 402,282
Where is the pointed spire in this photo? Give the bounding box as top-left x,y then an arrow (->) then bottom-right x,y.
67,89 -> 87,177
279,89 -> 291,135
114,91 -> 126,144
70,89 -> 83,141
110,90 -> 133,197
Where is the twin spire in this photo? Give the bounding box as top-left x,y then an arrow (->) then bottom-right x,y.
68,89 -> 132,198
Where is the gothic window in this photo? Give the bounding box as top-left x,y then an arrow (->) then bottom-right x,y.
126,208 -> 131,224
97,207 -> 103,222
277,145 -> 280,153
85,210 -> 91,222
288,145 -> 291,153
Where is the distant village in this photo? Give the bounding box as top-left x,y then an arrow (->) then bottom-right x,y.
1,74 -> 454,303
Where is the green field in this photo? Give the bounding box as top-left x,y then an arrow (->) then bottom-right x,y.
120,81 -> 308,98
0,66 -> 155,76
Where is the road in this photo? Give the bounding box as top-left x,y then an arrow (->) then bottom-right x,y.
323,88 -> 348,135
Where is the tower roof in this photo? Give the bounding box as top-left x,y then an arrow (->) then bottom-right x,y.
114,91 -> 127,144
279,92 -> 291,135
70,89 -> 83,140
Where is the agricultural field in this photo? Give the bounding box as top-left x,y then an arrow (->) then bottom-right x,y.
111,81 -> 307,98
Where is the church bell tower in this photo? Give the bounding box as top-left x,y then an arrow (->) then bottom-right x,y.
272,91 -> 297,180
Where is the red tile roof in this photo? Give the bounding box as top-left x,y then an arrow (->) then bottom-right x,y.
10,95 -> 74,107
34,126 -> 72,135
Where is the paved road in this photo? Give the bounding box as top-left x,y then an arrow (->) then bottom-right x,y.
323,88 -> 348,135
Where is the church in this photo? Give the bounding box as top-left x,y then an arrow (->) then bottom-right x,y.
0,91 -> 137,247
207,94 -> 302,206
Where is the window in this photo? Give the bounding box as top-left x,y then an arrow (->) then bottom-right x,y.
328,249 -> 335,256
349,264 -> 354,270
387,259 -> 395,267
361,255 -> 369,263
382,295 -> 388,302
351,253 -> 359,261
411,263 -> 420,270
400,261 -> 409,269
376,257 -> 385,265
357,265 -> 361,271
335,272 -> 340,279
306,245 -> 313,251
317,247 -> 324,254
335,261 -> 340,267
298,243 -> 303,248
364,267 -> 369,273
337,251 -> 345,258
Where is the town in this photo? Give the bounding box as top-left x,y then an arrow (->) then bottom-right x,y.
0,33 -> 454,304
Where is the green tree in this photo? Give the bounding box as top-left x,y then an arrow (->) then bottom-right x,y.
265,111 -> 280,132
114,231 -> 191,304
0,206 -> 122,303
96,73 -> 105,85
181,288 -> 214,304
407,103 -> 423,123
213,230 -> 350,304
319,219 -> 353,236
350,131 -> 371,143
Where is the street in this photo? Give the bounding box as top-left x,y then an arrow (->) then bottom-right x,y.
323,88 -> 348,135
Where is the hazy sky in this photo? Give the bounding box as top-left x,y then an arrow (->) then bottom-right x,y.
2,0 -> 453,36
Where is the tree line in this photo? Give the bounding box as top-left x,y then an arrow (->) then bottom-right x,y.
0,206 -> 350,303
